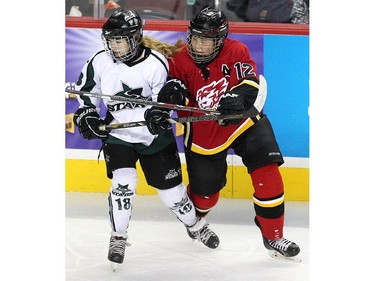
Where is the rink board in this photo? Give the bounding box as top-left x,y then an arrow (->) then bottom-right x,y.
65,156 -> 309,201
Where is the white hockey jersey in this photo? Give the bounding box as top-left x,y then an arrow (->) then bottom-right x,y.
75,47 -> 169,146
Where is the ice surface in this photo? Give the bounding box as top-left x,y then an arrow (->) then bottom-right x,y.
66,192 -> 309,281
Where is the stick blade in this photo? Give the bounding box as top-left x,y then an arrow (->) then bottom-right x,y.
253,74 -> 267,112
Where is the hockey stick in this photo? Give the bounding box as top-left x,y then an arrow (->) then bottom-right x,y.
98,107 -> 259,131
65,89 -> 219,115
98,75 -> 268,131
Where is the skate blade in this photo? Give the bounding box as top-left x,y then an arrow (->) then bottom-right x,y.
268,250 -> 302,263
111,262 -> 118,272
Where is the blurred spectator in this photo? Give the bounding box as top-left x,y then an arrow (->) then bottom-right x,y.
66,0 -> 94,16
66,0 -> 127,17
104,0 -> 122,17
191,0 -> 214,17
69,5 -> 82,17
226,0 -> 309,24
290,0 -> 309,23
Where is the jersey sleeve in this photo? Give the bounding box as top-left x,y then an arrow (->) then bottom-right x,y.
149,51 -> 169,102
74,51 -> 104,109
228,41 -> 260,109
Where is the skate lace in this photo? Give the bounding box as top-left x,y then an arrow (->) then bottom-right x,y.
194,224 -> 213,244
110,237 -> 131,255
269,238 -> 292,251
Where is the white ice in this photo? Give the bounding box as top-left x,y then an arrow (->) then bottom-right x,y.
66,192 -> 309,281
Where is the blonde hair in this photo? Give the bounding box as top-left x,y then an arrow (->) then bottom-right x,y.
141,36 -> 184,59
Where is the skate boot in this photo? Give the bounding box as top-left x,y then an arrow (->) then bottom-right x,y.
186,218 -> 220,249
254,217 -> 301,262
263,237 -> 301,262
107,232 -> 131,271
263,237 -> 300,257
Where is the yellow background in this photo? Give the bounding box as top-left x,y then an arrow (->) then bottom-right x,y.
66,159 -> 309,201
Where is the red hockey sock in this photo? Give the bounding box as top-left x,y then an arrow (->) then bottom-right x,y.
251,163 -> 284,197
187,185 -> 219,218
250,163 -> 285,240
255,215 -> 284,240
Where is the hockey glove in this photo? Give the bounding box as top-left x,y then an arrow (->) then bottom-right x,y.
73,106 -> 109,140
144,106 -> 172,135
158,78 -> 188,105
217,92 -> 246,126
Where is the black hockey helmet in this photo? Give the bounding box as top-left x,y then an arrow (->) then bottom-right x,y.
101,10 -> 144,62
187,7 -> 228,64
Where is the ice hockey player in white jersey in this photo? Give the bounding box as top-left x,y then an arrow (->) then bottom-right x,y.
72,9 -> 219,271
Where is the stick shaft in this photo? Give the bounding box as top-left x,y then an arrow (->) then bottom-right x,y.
65,89 -> 219,115
99,107 -> 259,131
72,75 -> 267,131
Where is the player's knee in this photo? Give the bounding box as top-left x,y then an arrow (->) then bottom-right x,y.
157,183 -> 193,215
250,163 -> 284,198
188,185 -> 219,217
110,168 -> 138,199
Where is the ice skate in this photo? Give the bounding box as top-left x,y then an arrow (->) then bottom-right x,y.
108,233 -> 131,271
263,237 -> 302,263
186,218 -> 220,249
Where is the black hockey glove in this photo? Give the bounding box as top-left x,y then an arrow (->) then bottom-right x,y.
73,106 -> 109,140
217,92 -> 246,126
144,106 -> 172,135
158,78 -> 188,105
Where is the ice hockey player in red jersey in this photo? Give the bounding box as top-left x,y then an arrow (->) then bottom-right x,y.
144,7 -> 301,260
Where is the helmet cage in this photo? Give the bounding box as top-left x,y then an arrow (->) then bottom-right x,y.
186,31 -> 225,64
101,31 -> 142,62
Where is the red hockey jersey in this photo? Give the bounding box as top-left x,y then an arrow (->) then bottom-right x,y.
168,39 -> 259,155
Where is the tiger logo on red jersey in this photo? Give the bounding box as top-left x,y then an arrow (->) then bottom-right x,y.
196,78 -> 228,109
